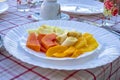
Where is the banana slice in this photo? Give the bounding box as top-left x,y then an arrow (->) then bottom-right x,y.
61,37 -> 78,47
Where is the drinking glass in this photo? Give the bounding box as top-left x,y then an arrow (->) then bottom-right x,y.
102,0 -> 119,27
17,0 -> 31,12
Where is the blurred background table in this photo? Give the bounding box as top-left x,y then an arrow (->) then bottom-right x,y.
0,0 -> 120,80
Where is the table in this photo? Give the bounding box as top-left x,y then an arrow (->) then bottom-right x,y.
0,0 -> 120,80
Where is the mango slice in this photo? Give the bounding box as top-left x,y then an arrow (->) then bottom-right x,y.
71,49 -> 83,58
53,46 -> 76,58
46,45 -> 68,57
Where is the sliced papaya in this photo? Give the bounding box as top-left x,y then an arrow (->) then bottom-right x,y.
40,43 -> 47,53
26,32 -> 40,52
37,33 -> 47,52
41,33 -> 58,49
37,33 -> 46,44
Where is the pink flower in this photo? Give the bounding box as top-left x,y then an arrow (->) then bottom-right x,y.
111,7 -> 118,16
104,0 -> 113,10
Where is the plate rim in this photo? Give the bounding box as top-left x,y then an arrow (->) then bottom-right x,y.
0,2 -> 9,14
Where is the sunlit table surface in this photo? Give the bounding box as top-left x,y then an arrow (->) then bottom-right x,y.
0,0 -> 120,80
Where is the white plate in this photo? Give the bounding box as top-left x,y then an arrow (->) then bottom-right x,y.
3,20 -> 120,70
31,13 -> 70,21
61,3 -> 103,15
0,2 -> 9,14
19,28 -> 102,61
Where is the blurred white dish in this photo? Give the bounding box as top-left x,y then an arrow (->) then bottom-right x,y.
3,20 -> 120,70
61,3 -> 103,15
0,2 -> 9,14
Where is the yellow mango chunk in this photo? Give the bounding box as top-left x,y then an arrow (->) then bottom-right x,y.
79,44 -> 97,52
79,33 -> 99,52
53,46 -> 76,58
82,33 -> 93,39
71,49 -> 83,58
74,36 -> 88,49
46,46 -> 68,57
74,32 -> 98,53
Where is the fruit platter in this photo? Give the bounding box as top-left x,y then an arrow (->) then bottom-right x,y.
20,24 -> 100,60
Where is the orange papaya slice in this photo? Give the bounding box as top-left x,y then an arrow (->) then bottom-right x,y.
37,33 -> 46,43
41,33 -> 58,49
26,32 -> 40,52
40,43 -> 47,53
37,33 -> 47,52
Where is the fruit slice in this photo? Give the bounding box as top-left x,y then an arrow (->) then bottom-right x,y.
71,49 -> 83,58
46,45 -> 68,57
41,33 -> 58,49
37,33 -> 46,43
26,32 -> 40,52
40,43 -> 47,53
53,46 -> 76,58
37,33 -> 47,52
74,36 -> 88,49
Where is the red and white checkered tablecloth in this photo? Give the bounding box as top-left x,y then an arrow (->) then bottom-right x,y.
0,0 -> 120,80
